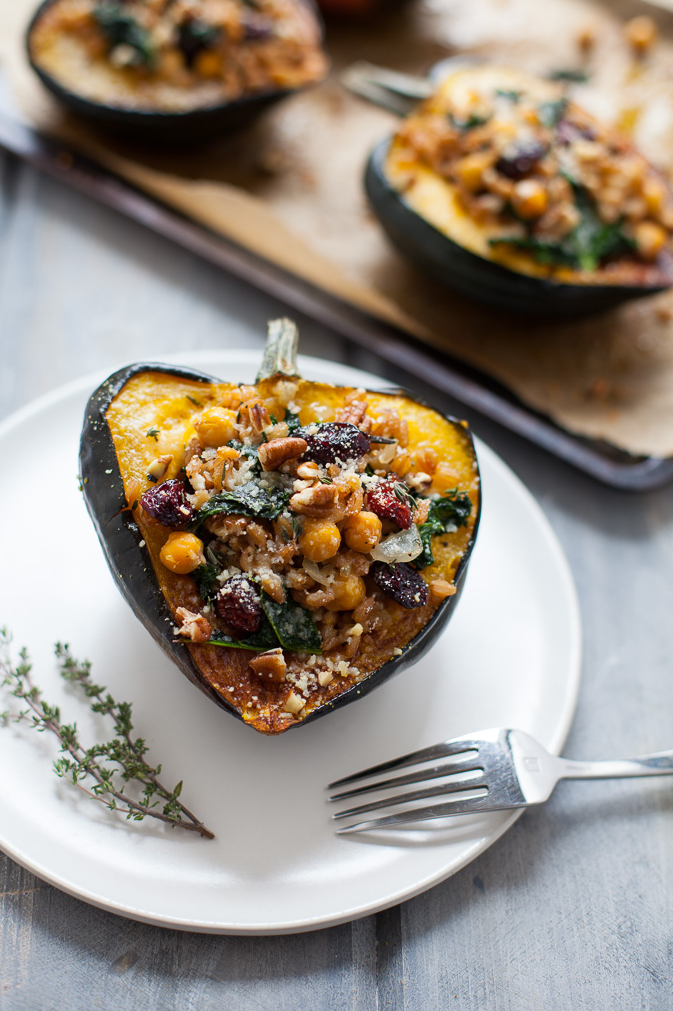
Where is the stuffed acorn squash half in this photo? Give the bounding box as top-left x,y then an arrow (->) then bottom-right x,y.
27,0 -> 327,140
80,320 -> 480,735
366,64 -> 673,314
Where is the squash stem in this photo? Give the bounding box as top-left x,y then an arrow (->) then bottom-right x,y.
256,318 -> 300,382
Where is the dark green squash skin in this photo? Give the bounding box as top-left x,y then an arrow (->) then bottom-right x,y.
365,140 -> 673,316
79,361 -> 480,732
27,0 -> 323,142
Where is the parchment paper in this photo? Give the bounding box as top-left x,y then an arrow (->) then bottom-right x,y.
5,0 -> 673,456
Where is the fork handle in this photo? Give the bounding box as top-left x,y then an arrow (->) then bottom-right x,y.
558,751 -> 673,781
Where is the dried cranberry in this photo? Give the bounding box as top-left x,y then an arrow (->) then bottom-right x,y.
371,562 -> 429,609
366,479 -> 413,530
496,141 -> 547,180
299,423 -> 371,465
140,480 -> 195,529
215,576 -> 262,636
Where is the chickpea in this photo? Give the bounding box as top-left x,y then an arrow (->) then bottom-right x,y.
344,512 -> 382,553
193,406 -> 237,448
576,23 -> 596,52
160,532 -> 204,574
299,519 -> 341,563
643,176 -> 667,218
624,15 -> 657,56
634,221 -> 667,262
158,49 -> 184,80
326,575 -> 367,612
511,180 -> 548,220
194,49 -> 222,78
454,151 -> 495,193
389,450 -> 413,477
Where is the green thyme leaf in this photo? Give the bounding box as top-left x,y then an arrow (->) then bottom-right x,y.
0,632 -> 213,838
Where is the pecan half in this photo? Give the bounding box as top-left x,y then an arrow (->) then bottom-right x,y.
258,436 -> 308,471
289,482 -> 339,517
239,399 -> 271,435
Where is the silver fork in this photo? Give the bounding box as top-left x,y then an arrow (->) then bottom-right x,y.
328,727 -> 673,834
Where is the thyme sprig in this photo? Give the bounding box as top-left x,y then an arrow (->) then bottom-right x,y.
0,630 -> 214,839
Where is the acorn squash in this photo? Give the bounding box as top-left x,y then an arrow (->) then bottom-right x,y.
366,64 -> 673,314
27,0 -> 327,141
79,320 -> 480,734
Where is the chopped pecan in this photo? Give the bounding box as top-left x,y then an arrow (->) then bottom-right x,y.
147,454 -> 173,482
250,647 -> 287,682
430,578 -> 457,600
372,409 -> 409,447
335,399 -> 372,433
283,691 -> 304,714
415,498 -> 431,523
406,471 -> 433,493
290,482 -> 339,517
258,436 -> 308,471
175,607 -> 212,643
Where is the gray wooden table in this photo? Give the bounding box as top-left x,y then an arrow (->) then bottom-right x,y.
1,150 -> 672,1011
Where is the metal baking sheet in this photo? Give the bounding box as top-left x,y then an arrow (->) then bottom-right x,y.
0,107 -> 671,490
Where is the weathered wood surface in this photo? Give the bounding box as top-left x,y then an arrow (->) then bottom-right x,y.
1,153 -> 672,1011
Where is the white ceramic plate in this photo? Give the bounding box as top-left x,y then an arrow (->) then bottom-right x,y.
0,351 -> 580,935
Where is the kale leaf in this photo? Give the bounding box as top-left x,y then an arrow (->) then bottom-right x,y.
207,613 -> 279,653
261,592 -> 322,653
93,3 -> 154,65
413,491 -> 473,571
537,98 -> 568,127
284,409 -> 303,433
190,484 -> 290,529
547,69 -> 589,83
206,593 -> 321,654
569,186 -> 635,270
490,185 -> 635,272
192,564 -> 220,602
449,113 -> 491,132
495,89 -> 521,102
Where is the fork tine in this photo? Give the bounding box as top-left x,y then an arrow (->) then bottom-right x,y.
328,739 -> 481,790
329,755 -> 484,802
336,795 -> 522,834
332,777 -> 488,820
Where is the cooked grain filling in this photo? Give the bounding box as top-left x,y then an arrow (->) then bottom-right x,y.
138,383 -> 472,714
31,0 -> 327,109
394,77 -> 673,269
